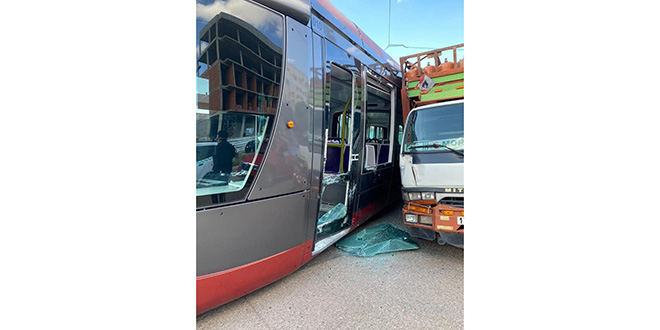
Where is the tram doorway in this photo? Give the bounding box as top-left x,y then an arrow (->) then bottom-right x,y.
313,63 -> 359,253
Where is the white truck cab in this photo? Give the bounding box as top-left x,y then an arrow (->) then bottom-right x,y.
399,99 -> 464,247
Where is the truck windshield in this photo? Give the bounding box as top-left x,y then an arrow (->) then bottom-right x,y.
402,103 -> 464,153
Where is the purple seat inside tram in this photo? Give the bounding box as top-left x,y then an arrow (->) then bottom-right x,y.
378,145 -> 389,164
325,145 -> 350,174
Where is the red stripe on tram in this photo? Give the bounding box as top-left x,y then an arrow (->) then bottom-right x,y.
196,239 -> 313,315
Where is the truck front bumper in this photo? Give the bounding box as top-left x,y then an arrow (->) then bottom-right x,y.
402,202 -> 464,247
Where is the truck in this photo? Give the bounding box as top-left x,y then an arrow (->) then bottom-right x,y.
398,44 -> 464,248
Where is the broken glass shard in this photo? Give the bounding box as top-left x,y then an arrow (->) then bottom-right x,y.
317,203 -> 347,234
336,223 -> 419,257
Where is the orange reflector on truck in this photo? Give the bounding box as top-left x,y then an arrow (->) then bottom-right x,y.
461,211 -> 464,216
442,210 -> 454,216
406,203 -> 432,214
413,200 -> 436,205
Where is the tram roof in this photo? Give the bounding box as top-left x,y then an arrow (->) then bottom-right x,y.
312,0 -> 401,75
252,0 -> 401,77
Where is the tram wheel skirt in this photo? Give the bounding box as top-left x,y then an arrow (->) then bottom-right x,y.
196,239 -> 313,315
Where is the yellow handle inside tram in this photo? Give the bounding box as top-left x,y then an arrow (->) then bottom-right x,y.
339,94 -> 352,173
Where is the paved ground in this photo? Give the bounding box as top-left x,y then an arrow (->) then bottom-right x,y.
196,201 -> 464,329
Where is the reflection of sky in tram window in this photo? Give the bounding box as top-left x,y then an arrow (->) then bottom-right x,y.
197,77 -> 209,95
196,0 -> 284,48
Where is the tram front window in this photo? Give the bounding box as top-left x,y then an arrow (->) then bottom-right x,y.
196,0 -> 283,206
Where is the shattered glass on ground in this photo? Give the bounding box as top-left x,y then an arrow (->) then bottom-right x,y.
336,223 -> 419,257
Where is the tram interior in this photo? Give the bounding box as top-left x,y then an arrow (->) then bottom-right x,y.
364,85 -> 392,169
315,65 -> 354,251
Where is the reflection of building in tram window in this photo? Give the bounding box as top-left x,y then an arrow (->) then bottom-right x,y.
196,11 -> 283,116
196,6 -> 283,206
213,130 -> 237,174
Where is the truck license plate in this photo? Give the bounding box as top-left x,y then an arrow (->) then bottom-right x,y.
457,216 -> 464,225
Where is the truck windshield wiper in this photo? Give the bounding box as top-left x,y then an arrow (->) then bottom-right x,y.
409,144 -> 464,157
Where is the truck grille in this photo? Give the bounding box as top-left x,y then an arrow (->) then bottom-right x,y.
439,197 -> 463,208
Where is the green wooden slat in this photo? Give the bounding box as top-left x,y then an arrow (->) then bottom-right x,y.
420,88 -> 464,101
407,81 -> 464,98
407,72 -> 464,88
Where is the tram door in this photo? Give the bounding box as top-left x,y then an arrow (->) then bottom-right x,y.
313,63 -> 358,253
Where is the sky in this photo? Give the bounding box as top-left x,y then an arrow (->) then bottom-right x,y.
327,0 -> 464,65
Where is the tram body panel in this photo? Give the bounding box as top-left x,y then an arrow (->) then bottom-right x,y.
248,17 -> 313,201
304,32 -> 325,242
197,238 -> 313,315
197,191 -> 309,277
253,0 -> 311,25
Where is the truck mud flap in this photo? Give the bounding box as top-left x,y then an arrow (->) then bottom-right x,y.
438,232 -> 463,248
407,226 -> 436,241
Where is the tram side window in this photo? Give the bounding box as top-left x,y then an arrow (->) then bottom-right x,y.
196,1 -> 284,207
332,113 -> 351,143
196,112 -> 274,196
325,64 -> 354,174
368,125 -> 387,141
364,84 -> 392,169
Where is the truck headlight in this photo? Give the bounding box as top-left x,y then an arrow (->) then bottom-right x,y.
421,192 -> 435,200
408,192 -> 421,201
419,215 -> 433,225
402,191 -> 409,201
405,214 -> 418,223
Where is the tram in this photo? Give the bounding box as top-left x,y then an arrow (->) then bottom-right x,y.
196,0 -> 403,314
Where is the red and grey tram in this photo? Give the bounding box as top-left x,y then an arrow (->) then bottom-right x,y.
196,0 -> 403,314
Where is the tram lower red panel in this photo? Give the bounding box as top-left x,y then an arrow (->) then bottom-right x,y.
197,202 -> 386,314
351,201 -> 382,229
196,239 -> 313,315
